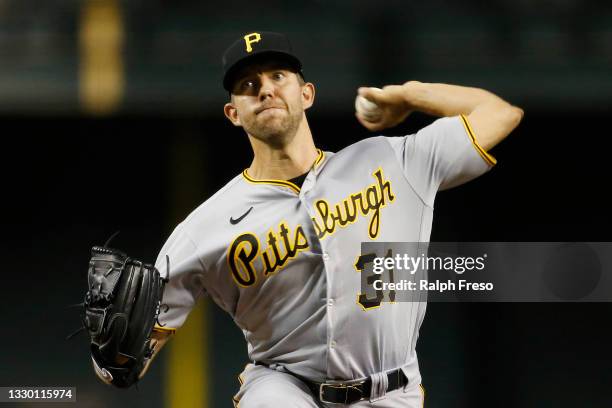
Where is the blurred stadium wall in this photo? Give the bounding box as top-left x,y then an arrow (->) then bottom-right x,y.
0,0 -> 610,115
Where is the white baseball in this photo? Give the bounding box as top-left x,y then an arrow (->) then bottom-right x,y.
355,89 -> 383,122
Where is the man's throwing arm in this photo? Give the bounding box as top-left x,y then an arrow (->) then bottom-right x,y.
356,81 -> 524,150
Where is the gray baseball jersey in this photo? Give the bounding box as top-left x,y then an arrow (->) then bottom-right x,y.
154,114 -> 495,385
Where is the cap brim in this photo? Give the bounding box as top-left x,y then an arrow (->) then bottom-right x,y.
223,51 -> 302,92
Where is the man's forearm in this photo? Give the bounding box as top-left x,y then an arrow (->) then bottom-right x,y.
403,81 -> 523,151
356,81 -> 523,150
401,81 -> 508,117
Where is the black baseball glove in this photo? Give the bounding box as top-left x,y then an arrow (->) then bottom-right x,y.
83,246 -> 167,388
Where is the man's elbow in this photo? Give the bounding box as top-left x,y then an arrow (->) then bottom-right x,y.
503,104 -> 524,134
470,101 -> 524,151
489,104 -> 523,149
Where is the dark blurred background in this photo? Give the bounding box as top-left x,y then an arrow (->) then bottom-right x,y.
1,0 -> 611,407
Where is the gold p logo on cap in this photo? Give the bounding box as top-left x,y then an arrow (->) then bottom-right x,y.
243,32 -> 261,53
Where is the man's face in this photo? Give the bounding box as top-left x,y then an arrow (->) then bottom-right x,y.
223,60 -> 315,146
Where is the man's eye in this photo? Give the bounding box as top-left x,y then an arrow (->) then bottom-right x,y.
242,80 -> 255,89
273,72 -> 285,80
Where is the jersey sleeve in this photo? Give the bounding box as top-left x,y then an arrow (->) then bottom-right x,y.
386,114 -> 496,206
154,224 -> 207,332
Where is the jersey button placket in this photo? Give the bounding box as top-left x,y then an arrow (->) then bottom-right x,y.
325,256 -> 337,352
302,184 -> 338,359
323,251 -> 336,353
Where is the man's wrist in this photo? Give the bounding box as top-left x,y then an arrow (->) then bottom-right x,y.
401,80 -> 424,112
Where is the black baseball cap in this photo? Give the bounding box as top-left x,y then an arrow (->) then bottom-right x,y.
222,31 -> 303,92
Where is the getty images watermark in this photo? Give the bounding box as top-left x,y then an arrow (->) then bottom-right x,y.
371,252 -> 493,292
358,242 -> 612,303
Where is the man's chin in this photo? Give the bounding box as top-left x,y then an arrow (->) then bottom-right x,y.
256,118 -> 289,136
246,114 -> 301,144
250,126 -> 294,146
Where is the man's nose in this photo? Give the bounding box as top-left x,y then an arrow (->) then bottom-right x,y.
258,76 -> 275,101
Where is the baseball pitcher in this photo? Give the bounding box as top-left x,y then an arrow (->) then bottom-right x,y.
83,31 -> 522,407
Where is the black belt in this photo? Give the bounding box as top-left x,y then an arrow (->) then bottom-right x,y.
254,362 -> 408,405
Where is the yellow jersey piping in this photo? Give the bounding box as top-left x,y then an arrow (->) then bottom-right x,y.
241,149 -> 325,194
459,114 -> 497,166
314,149 -> 325,167
242,170 -> 301,194
153,325 -> 177,334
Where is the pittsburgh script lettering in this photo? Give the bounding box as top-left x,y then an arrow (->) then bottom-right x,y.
311,168 -> 395,239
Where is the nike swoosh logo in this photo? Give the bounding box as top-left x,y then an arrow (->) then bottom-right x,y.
230,206 -> 254,225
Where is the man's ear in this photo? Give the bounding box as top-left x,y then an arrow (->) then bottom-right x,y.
301,82 -> 315,110
224,102 -> 242,127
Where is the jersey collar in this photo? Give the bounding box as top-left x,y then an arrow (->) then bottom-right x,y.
242,149 -> 326,194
